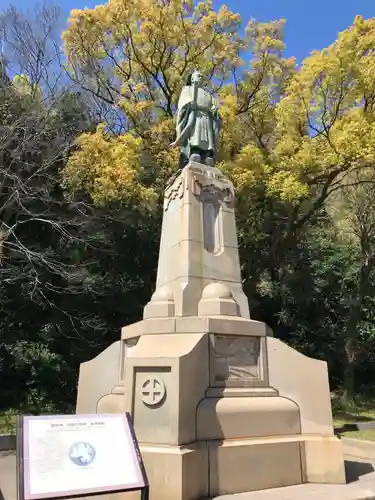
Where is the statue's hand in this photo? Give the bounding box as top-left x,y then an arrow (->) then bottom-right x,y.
170,140 -> 178,148
211,98 -> 219,114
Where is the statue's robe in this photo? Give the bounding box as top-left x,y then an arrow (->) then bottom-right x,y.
175,85 -> 220,165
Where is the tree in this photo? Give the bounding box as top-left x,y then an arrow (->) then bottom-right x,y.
0,74 -> 98,412
227,14 -> 375,405
0,3 -> 163,414
325,174 -> 375,407
62,0 -> 293,204
0,3 -> 65,98
4,1 -> 375,414
0,4 -> 102,413
62,4 -> 375,404
263,15 -> 375,210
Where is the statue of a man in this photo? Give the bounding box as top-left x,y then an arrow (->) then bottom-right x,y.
170,70 -> 221,168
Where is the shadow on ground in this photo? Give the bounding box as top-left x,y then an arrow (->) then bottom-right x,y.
345,459 -> 375,483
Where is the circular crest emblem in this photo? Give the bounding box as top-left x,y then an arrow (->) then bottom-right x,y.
141,376 -> 166,406
68,441 -> 96,466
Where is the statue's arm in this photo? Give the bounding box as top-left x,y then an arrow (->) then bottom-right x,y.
170,87 -> 194,148
171,104 -> 193,147
212,98 -> 221,154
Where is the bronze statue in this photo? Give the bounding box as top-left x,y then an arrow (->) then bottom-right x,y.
170,70 -> 221,168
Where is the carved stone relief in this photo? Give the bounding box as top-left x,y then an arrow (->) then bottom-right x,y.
211,335 -> 261,384
163,165 -> 234,212
192,178 -> 234,206
140,376 -> 166,406
164,176 -> 184,211
202,201 -> 221,253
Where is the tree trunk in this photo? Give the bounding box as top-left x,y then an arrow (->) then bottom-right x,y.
340,254 -> 375,409
341,335 -> 356,409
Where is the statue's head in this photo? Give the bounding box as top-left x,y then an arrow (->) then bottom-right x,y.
186,70 -> 205,87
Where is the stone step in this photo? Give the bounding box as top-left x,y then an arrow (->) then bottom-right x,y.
2,450 -> 375,500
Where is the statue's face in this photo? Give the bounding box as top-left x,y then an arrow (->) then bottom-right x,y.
191,71 -> 204,86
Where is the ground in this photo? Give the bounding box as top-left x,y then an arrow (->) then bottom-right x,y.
0,413 -> 15,435
333,397 -> 375,441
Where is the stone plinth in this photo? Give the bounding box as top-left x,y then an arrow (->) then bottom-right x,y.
145,162 -> 249,319
76,162 -> 345,500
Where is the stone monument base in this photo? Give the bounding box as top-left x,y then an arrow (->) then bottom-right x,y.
77,316 -> 345,499
76,162 -> 345,499
134,435 -> 343,499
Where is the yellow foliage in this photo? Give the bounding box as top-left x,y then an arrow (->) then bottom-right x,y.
63,124 -> 157,207
63,0 -> 243,94
270,16 -> 375,201
223,144 -> 264,190
62,0 -> 292,205
62,2 -> 375,208
12,74 -> 42,100
266,171 -> 309,202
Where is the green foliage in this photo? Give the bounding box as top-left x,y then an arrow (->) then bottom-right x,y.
1,2 -> 375,417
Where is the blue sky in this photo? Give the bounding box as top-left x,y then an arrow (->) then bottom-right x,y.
2,0 -> 375,62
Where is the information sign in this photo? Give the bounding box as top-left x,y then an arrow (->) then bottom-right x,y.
17,413 -> 148,500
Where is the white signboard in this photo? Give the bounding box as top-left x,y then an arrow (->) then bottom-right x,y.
17,413 -> 148,500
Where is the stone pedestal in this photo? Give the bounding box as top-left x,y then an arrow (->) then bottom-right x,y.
147,161 -> 249,319
76,162 -> 345,499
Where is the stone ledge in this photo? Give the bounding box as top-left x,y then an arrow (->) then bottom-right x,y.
2,433 -> 373,459
205,387 -> 279,398
0,434 -> 16,451
208,483 -> 375,499
122,316 -> 271,340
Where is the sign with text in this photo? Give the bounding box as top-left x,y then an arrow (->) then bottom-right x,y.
17,413 -> 148,500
